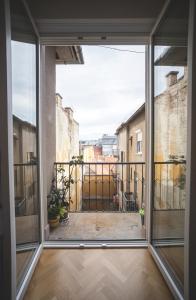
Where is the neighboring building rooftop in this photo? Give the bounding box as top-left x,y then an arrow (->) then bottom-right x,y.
154,46 -> 187,66
115,103 -> 145,135
80,140 -> 99,146
80,134 -> 117,147
100,134 -> 117,145
55,46 -> 84,65
13,115 -> 36,130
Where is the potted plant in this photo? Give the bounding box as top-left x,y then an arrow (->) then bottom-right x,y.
56,156 -> 83,220
48,206 -> 60,228
47,155 -> 83,226
139,207 -> 145,226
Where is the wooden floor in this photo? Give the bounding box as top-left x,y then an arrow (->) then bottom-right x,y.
24,249 -> 174,300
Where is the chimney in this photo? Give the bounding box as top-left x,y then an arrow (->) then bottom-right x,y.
166,71 -> 179,88
56,93 -> 63,107
64,107 -> 73,120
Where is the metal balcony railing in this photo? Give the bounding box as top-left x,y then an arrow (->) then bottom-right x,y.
153,161 -> 186,210
14,163 -> 38,217
54,162 -> 145,212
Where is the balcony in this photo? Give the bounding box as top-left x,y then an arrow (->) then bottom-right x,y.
47,162 -> 146,241
46,160 -> 186,242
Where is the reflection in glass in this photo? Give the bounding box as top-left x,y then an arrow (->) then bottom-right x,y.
11,0 -> 40,289
12,39 -> 39,290
153,47 -> 187,285
152,0 -> 188,293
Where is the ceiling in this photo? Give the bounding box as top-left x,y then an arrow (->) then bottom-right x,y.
25,0 -> 167,45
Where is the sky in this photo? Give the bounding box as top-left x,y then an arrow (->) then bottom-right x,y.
11,43 -> 184,136
12,41 -> 36,125
56,45 -> 145,140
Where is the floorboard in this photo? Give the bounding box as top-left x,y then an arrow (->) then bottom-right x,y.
24,249 -> 174,300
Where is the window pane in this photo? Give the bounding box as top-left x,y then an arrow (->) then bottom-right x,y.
152,0 -> 189,293
11,0 -> 40,291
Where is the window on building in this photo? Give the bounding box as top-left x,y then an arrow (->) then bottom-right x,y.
136,130 -> 142,154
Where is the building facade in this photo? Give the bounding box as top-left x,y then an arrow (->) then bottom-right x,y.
80,134 -> 118,162
56,93 -> 79,162
55,93 -> 81,211
154,69 -> 187,210
116,104 -> 145,211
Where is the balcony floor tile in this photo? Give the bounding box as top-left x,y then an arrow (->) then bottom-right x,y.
48,212 -> 145,240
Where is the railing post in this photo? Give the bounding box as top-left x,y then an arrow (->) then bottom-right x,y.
82,163 -> 84,211
88,163 -> 90,210
68,163 -> 71,211
109,163 -> 110,210
95,163 -> 97,211
75,164 -> 78,211
141,163 -> 144,207
122,163 -> 124,211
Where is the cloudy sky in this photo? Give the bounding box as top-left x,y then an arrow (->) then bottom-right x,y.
56,45 -> 145,140
12,41 -> 36,125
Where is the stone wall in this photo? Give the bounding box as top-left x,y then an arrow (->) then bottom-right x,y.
154,70 -> 187,209
56,94 -> 79,162
55,94 -> 80,211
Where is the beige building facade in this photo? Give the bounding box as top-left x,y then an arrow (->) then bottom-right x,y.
116,68 -> 187,211
154,70 -> 187,210
13,116 -> 39,245
56,93 -> 79,162
55,93 -> 81,211
116,104 -> 145,211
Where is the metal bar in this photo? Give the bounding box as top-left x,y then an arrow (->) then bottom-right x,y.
153,208 -> 185,211
44,241 -> 148,249
89,163 -> 90,210
75,165 -> 78,211
160,164 -> 162,208
109,164 -> 110,210
135,163 -> 138,209
68,164 -> 71,211
14,162 -> 37,166
55,164 -> 57,190
173,164 -> 175,208
82,163 -> 84,210
32,164 -> 35,214
95,164 -> 97,211
102,164 -> 104,211
153,163 -> 156,210
154,161 -> 185,165
122,164 -> 124,211
24,165 -> 26,214
141,163 -> 144,206
166,164 -> 169,208
54,161 -> 145,165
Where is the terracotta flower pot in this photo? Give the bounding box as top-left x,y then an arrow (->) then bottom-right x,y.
48,215 -> 60,228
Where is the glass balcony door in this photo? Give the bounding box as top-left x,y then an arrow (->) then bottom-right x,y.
10,0 -> 41,292
151,0 -> 189,295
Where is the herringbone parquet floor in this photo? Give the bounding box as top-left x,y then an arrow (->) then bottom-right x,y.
24,249 -> 174,300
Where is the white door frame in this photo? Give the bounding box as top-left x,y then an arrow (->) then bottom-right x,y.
0,1 -> 16,299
